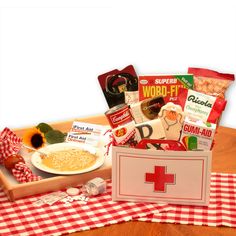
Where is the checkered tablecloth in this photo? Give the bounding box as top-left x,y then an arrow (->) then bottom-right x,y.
0,181 -> 169,236
139,173 -> 236,227
0,173 -> 236,236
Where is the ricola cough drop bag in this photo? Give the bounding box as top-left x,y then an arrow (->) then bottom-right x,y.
177,88 -> 227,124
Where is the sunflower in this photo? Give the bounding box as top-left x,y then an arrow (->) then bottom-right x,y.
23,128 -> 46,149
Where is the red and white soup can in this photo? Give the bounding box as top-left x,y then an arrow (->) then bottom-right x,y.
105,104 -> 133,128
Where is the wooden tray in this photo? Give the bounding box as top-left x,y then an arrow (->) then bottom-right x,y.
0,115 -> 112,201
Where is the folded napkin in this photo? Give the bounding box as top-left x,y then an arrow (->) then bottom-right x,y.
12,162 -> 42,183
0,127 -> 22,163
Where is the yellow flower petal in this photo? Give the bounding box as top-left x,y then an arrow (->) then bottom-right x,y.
23,128 -> 46,149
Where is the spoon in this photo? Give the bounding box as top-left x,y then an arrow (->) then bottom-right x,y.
23,144 -> 48,158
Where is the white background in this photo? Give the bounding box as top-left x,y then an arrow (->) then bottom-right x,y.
0,0 -> 236,130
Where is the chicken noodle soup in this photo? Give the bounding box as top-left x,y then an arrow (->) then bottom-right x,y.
42,148 -> 97,171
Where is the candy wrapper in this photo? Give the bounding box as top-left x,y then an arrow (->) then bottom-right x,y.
112,121 -> 139,147
0,127 -> 22,164
180,117 -> 216,150
188,67 -> 235,98
98,65 -> 138,108
177,87 -> 227,124
138,74 -> 193,102
158,102 -> 184,140
130,96 -> 165,124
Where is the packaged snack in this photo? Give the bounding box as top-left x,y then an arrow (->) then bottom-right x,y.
105,104 -> 133,128
135,118 -> 166,143
112,121 -> 139,147
188,67 -> 235,98
139,74 -> 193,102
180,116 -> 216,150
158,102 -> 185,140
98,65 -> 138,108
130,96 -> 165,124
177,88 -> 227,124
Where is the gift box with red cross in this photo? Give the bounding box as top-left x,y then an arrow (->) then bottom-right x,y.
112,139 -> 211,206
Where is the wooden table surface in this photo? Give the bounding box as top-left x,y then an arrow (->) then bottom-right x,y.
14,116 -> 236,236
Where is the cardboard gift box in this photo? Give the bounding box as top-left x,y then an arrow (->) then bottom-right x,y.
112,139 -> 212,206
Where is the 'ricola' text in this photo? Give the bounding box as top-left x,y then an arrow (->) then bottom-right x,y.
188,95 -> 212,108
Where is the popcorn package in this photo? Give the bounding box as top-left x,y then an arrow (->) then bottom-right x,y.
180,117 -> 216,150
177,87 -> 227,124
188,67 -> 235,98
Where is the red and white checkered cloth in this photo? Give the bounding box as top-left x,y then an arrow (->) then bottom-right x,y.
0,128 -> 41,183
0,173 -> 235,236
0,127 -> 22,163
138,172 -> 236,227
0,180 -> 169,236
12,162 -> 42,183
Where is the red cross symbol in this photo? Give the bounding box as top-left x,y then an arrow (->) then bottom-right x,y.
145,166 -> 175,192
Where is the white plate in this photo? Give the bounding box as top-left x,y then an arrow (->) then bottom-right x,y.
31,142 -> 106,175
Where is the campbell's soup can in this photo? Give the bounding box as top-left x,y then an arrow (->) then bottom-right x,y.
105,104 -> 133,128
